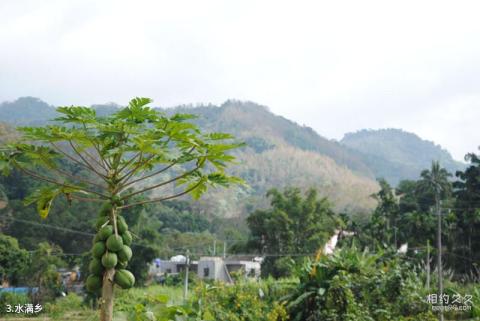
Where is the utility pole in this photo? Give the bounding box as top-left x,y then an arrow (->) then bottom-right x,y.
394,226 -> 397,248
426,239 -> 430,292
183,250 -> 190,303
223,241 -> 227,259
435,195 -> 444,321
213,239 -> 217,256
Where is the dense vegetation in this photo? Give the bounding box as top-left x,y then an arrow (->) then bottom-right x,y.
2,96 -> 462,216
0,97 -> 478,320
245,188 -> 337,277
0,98 -> 245,321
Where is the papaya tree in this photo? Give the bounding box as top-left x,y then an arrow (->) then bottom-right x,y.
0,97 -> 244,321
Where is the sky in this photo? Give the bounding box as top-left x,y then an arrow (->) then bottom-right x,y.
1,0 -> 479,161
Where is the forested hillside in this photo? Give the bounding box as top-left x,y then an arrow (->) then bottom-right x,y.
342,129 -> 465,185
0,97 -> 466,215
1,97 -> 478,321
0,97 -> 380,216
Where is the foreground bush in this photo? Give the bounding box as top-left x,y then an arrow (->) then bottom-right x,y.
0,292 -> 29,315
44,293 -> 94,320
192,280 -> 289,321
285,247 -> 437,321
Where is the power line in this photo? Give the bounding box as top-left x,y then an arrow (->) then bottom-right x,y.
2,217 -> 95,236
1,216 -> 152,249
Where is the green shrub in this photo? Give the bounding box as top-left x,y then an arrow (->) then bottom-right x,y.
285,247 -> 437,321
191,280 -> 288,321
44,293 -> 89,320
0,292 -> 29,315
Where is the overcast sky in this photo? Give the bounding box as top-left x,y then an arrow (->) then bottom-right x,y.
1,1 -> 479,160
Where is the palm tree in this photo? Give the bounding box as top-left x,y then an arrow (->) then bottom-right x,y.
418,161 -> 451,321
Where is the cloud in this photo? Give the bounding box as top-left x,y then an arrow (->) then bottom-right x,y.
0,0 -> 479,160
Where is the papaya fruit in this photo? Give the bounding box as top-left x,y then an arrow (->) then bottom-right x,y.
106,234 -> 124,252
111,195 -> 124,207
117,260 -> 128,269
99,202 -> 112,217
117,245 -> 132,262
93,233 -> 101,244
114,269 -> 135,289
98,225 -> 114,241
89,258 -> 104,276
92,242 -> 106,258
85,275 -> 102,293
96,216 -> 109,230
102,252 -> 118,269
121,231 -> 133,246
117,216 -> 128,234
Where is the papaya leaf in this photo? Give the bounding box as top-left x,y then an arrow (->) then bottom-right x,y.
24,185 -> 84,219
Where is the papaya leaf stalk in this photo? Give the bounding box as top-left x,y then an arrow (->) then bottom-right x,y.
0,97 -> 245,321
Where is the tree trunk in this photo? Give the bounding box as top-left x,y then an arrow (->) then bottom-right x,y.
100,268 -> 115,321
101,205 -> 118,321
436,195 -> 444,321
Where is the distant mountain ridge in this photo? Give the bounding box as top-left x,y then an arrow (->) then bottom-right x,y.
341,129 -> 465,185
0,97 -> 465,216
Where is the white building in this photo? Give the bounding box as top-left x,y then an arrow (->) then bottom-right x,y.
149,255 -> 261,283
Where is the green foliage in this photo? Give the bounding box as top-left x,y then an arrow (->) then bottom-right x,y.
0,97 -> 244,320
286,246 -> 436,321
43,293 -> 93,320
247,187 -> 338,277
192,281 -> 289,321
0,292 -> 29,315
0,97 -> 383,217
0,233 -> 29,285
22,242 -> 66,301
360,179 -> 400,247
452,151 -> 480,274
154,200 -> 211,233
114,285 -> 185,320
0,97 -> 244,218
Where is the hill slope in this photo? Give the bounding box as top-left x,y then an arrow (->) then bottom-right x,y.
0,98 -> 380,217
161,101 -> 380,216
341,129 -> 465,185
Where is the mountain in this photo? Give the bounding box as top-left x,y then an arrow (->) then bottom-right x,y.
0,97 -> 380,217
341,129 -> 466,185
160,101 -> 379,217
167,101 -> 375,178
0,97 -> 468,217
0,97 -> 57,125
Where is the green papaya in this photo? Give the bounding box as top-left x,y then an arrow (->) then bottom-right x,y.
117,260 -> 128,269
117,245 -> 132,262
89,258 -> 104,276
117,216 -> 128,234
92,242 -> 106,258
121,231 -> 133,246
85,275 -> 102,293
96,216 -> 109,230
106,234 -> 124,252
102,252 -> 118,269
93,233 -> 101,244
111,195 -> 124,206
98,225 -> 114,241
114,269 -> 135,289
99,202 -> 112,217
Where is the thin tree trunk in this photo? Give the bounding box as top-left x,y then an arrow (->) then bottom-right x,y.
426,240 -> 430,291
100,204 -> 117,321
436,194 -> 444,321
100,269 -> 115,321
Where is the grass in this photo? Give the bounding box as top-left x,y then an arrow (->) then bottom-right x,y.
2,285 -> 184,321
